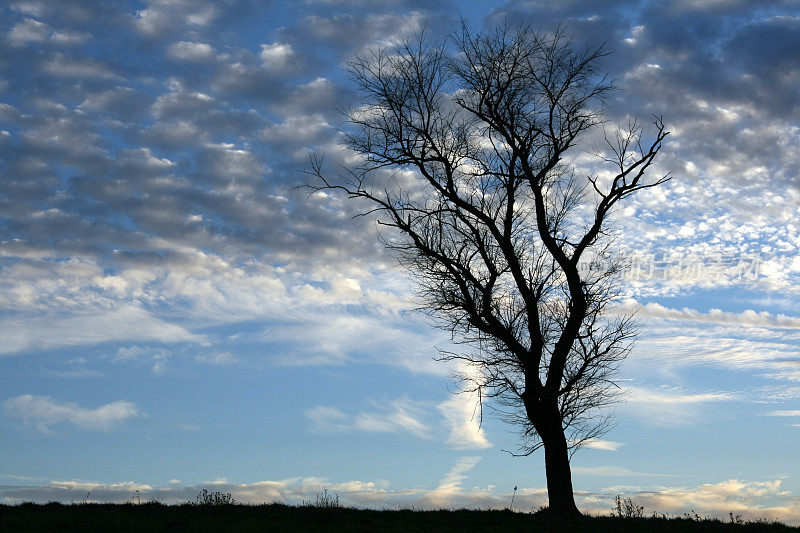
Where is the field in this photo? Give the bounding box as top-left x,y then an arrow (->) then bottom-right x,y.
2,502 -> 798,532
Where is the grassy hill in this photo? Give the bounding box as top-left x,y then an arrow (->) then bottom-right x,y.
2,502 -> 798,532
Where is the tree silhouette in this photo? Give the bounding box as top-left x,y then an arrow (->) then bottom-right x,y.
308,22 -> 668,518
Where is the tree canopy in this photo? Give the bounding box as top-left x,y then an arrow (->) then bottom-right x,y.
309,21 -> 669,517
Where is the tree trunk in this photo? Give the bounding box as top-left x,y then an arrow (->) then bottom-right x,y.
541,419 -> 581,518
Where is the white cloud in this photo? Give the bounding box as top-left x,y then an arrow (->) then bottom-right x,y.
572,465 -> 674,477
1,3 -> 800,519
622,385 -> 736,426
630,302 -> 800,330
50,30 -> 90,45
626,386 -> 736,405
269,310 -> 445,373
624,479 -> 798,523
42,54 -> 119,79
354,401 -> 429,439
7,18 -> 49,45
113,346 -> 172,375
434,456 -> 481,493
437,364 -> 492,450
195,352 -> 238,365
305,397 -> 431,440
0,306 -> 202,357
260,42 -> 295,69
167,41 -> 215,61
6,18 -> 90,46
582,439 -> 625,452
4,476 -> 797,524
3,395 -> 142,433
416,456 -> 484,508
304,405 -> 348,429
612,299 -> 800,384
134,0 -> 218,35
437,393 -> 492,450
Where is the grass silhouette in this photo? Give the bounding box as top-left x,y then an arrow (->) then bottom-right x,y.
1,499 -> 798,532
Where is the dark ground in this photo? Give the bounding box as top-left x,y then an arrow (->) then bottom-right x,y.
1,503 -> 798,532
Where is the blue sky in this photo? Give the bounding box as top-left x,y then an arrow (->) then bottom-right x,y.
1,0 -> 800,522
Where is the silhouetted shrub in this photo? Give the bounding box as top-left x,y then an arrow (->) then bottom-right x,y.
613,495 -> 644,518
302,488 -> 341,508
191,489 -> 237,506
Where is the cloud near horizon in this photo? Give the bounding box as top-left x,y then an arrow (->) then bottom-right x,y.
2,474 -> 799,525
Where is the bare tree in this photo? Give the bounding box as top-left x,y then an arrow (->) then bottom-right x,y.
308,22 -> 668,518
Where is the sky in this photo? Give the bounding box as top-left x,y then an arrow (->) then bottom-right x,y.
1,0 -> 800,523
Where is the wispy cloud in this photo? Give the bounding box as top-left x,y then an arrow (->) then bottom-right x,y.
628,302 -> 800,330
621,385 -> 736,426
305,397 -> 431,440
417,456 -> 483,507
572,465 -> 675,477
434,456 -> 482,493
764,410 -> 800,417
581,439 -> 625,452
0,306 -> 202,357
437,393 -> 492,450
3,395 -> 142,433
437,363 -> 492,450
194,352 -> 238,365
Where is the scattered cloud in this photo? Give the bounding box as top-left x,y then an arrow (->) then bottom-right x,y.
133,0 -> 219,36
1,0 -> 800,515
